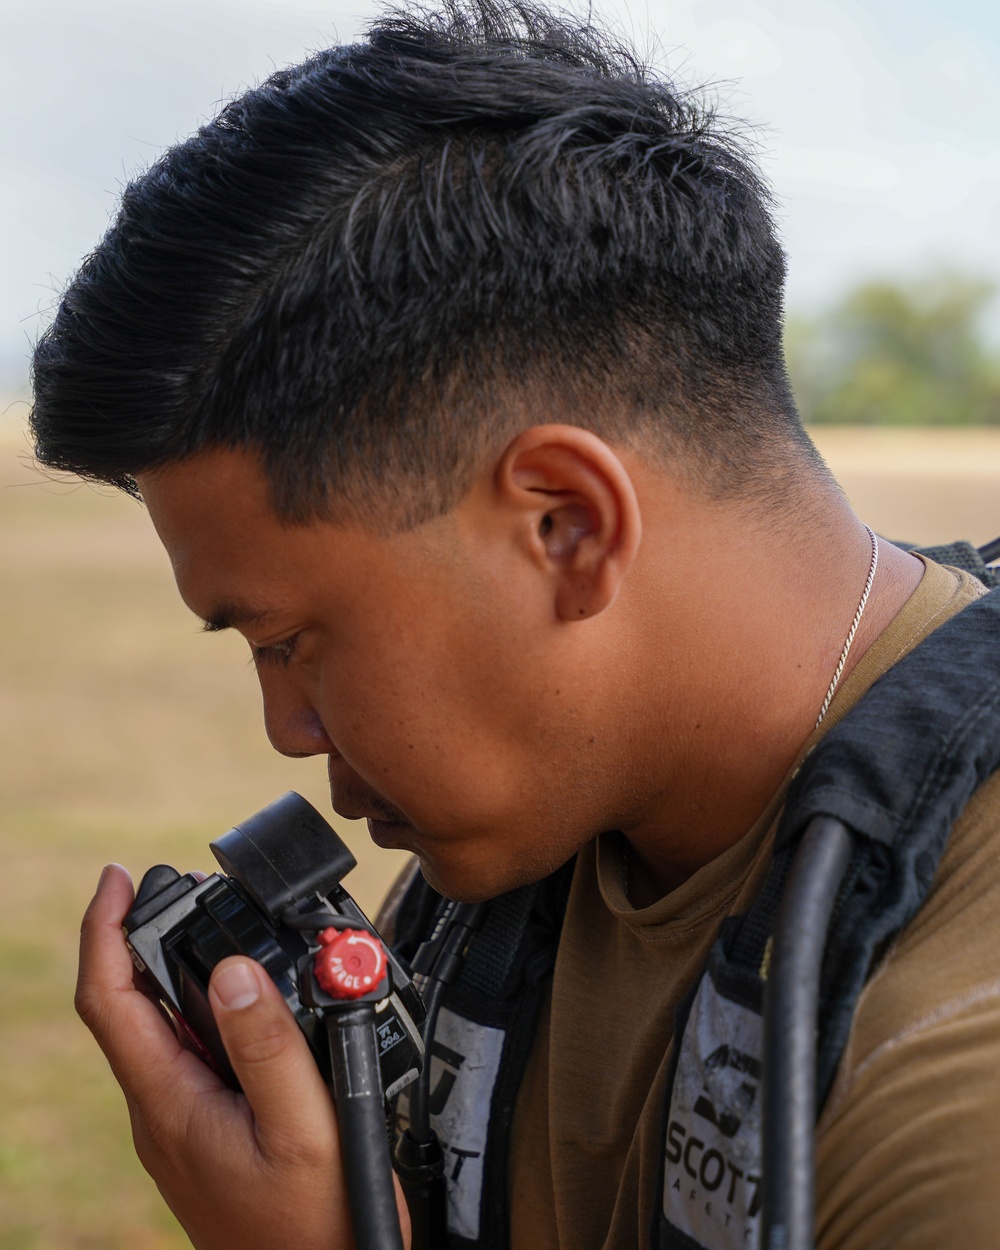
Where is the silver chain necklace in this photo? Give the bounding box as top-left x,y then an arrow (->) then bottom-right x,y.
814,523 -> 879,728
621,523 -> 880,897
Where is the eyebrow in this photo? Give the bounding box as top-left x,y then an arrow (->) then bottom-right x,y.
200,600 -> 280,634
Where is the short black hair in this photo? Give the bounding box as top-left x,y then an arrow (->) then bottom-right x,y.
31,0 -> 814,526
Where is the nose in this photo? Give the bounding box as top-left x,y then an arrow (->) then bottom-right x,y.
257,669 -> 336,759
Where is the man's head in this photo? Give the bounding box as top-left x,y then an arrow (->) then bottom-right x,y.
31,0 -> 819,531
134,428 -> 653,899
31,0 -> 845,899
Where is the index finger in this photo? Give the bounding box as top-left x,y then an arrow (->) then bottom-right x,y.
76,863 -> 218,1100
77,863 -> 135,993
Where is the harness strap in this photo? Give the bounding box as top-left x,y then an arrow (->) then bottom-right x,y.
657,586 -> 1000,1248
392,864 -> 573,1249
905,540 -> 999,589
783,583 -> 1000,1095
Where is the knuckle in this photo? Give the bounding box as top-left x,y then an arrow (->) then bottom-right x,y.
132,1114 -> 170,1173
227,1013 -> 299,1069
79,891 -> 98,930
73,980 -> 91,1022
74,980 -> 108,1032
131,1104 -> 191,1183
78,895 -> 106,947
130,1082 -> 226,1179
267,1124 -> 331,1172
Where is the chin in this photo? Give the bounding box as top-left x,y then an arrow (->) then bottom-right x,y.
417,859 -> 498,903
418,848 -> 564,904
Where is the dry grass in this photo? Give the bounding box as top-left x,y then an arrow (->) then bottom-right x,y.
0,421 -> 409,1250
808,426 -> 1000,547
1,418 -> 998,1249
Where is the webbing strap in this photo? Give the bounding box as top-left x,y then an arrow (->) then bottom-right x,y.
458,886 -> 541,997
730,586 -> 1000,1099
391,862 -> 573,1250
910,540 -> 999,589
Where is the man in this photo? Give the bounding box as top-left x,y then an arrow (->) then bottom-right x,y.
31,3 -> 1000,1248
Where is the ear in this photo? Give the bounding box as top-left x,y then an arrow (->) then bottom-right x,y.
494,425 -> 642,621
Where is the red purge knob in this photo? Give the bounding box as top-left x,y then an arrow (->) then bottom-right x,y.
313,927 -> 388,1000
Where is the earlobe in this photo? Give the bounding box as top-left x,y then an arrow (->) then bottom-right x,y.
546,497 -> 619,620
497,425 -> 642,622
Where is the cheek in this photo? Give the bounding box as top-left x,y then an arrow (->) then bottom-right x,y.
309,605 -> 552,817
317,666 -> 522,823
309,646 -> 444,770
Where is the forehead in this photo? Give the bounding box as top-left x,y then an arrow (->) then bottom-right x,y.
136,448 -> 382,620
138,447 -> 309,561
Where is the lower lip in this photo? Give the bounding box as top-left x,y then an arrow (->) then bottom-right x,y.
367,818 -> 411,848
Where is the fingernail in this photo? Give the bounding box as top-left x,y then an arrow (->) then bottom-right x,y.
98,864 -> 112,888
214,962 -> 260,1011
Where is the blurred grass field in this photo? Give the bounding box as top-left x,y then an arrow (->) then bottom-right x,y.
2,416 -> 999,1249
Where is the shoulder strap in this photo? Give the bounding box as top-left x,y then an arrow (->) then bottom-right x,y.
908,539 -> 999,589
657,585 -> 1000,1249
778,582 -> 1000,1093
392,861 -> 574,1249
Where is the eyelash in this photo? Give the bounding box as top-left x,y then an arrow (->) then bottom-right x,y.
250,636 -> 299,668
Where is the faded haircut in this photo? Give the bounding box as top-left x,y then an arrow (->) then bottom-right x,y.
30,0 -> 817,527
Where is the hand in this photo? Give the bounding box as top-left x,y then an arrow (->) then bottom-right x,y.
76,864 -> 410,1250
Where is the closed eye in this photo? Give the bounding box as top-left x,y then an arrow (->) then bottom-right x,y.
250,635 -> 300,668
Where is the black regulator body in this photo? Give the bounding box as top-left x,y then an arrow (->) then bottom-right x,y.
123,791 -> 424,1105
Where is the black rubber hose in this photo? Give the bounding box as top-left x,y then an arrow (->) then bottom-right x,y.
393,1128 -> 447,1250
326,1007 -> 404,1250
406,974 -> 447,1145
395,902 -> 486,1245
761,816 -> 853,1250
393,976 -> 448,1249
408,900 -> 486,1144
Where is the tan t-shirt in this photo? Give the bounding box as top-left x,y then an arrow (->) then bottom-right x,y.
508,557 -> 1000,1250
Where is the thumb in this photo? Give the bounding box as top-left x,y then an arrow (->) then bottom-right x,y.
208,956 -> 338,1164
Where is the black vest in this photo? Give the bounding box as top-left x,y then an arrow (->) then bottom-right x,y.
393,574 -> 1000,1250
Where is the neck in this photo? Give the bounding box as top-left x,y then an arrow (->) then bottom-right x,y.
617,483 -> 924,906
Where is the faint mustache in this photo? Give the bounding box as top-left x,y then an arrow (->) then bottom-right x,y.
327,757 -> 410,824
327,785 -> 408,826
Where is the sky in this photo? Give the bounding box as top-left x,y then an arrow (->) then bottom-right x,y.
4,0 -> 1000,404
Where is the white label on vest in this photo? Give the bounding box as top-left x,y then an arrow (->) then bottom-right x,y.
663,975 -> 763,1250
400,1007 -> 505,1241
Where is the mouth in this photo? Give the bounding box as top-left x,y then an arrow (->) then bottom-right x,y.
326,762 -> 415,848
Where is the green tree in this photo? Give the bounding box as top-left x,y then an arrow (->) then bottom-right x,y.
785,274 -> 1000,425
